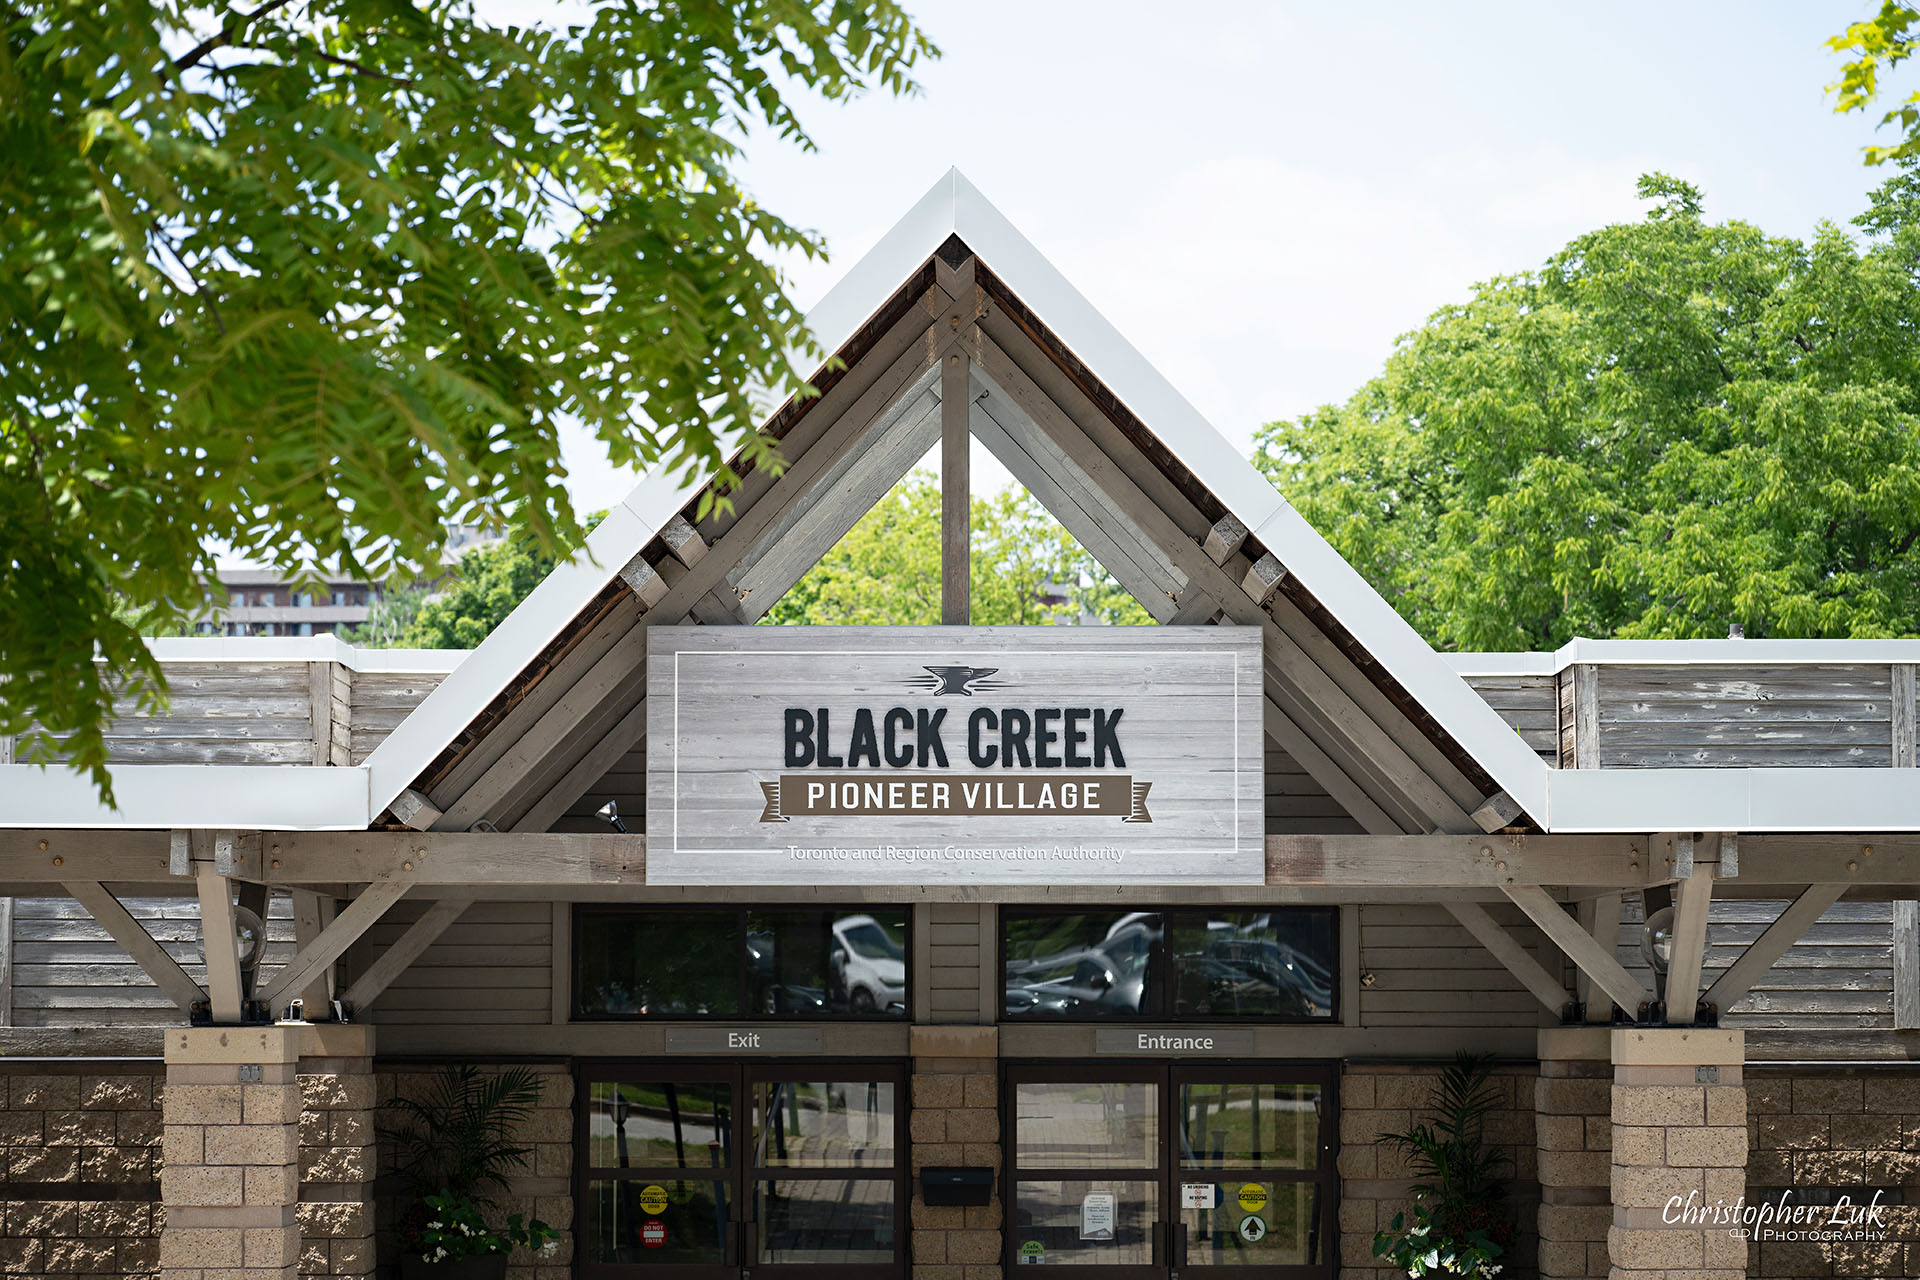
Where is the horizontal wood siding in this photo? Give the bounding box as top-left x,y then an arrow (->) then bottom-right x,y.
1264,744 -> 1364,835
347,670 -> 448,764
1617,894 -> 1893,1030
9,894 -> 294,1025
350,899 -> 553,1027
561,741 -> 647,832
1595,664 -> 1895,768
1463,674 -> 1558,762
1357,903 -> 1558,1028
927,903 -> 985,1024
69,663 -> 316,765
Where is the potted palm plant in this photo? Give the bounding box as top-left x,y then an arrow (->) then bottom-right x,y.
1371,1053 -> 1517,1279
382,1064 -> 561,1280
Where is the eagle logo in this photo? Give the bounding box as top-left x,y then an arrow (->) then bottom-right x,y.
903,665 -> 1014,696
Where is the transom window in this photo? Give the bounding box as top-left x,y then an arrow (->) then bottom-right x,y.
574,908 -> 911,1020
1001,909 -> 1336,1022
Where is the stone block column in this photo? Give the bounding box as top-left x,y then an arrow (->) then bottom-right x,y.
908,1026 -> 1002,1280
1609,1028 -> 1747,1280
1535,1028 -> 1612,1280
161,1026 -> 304,1280
295,1025 -> 376,1280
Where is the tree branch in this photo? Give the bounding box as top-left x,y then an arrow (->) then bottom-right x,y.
173,0 -> 300,72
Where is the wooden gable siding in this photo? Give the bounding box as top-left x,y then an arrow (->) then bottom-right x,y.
1614,893 -> 1894,1030
6,894 -> 294,1026
1595,664 -> 1895,768
345,899 -> 552,1028
1461,674 -> 1558,763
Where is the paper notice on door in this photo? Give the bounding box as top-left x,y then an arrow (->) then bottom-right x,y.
1079,1192 -> 1115,1241
1180,1183 -> 1216,1210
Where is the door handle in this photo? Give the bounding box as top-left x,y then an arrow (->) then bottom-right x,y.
1174,1220 -> 1189,1271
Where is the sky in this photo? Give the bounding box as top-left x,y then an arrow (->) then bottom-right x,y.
545,2 -> 1895,515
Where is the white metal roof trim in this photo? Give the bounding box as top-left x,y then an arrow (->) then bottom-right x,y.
0,763 -> 373,830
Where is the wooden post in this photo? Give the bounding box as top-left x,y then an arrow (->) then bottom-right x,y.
941,352 -> 970,624
1579,891 -> 1623,1022
1896,900 -> 1919,1031
195,864 -> 245,1024
0,896 -> 12,1028
1572,664 -> 1600,769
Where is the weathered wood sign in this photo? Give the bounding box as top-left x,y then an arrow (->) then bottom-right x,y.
646,628 -> 1263,884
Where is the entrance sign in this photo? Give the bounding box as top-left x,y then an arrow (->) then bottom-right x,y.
1093,1028 -> 1257,1056
646,628 -> 1263,885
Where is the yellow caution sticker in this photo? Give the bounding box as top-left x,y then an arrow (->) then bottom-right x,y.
1237,1183 -> 1268,1213
639,1184 -> 670,1215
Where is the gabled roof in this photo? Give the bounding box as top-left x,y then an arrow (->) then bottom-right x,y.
15,171 -> 1920,838
359,169 -> 1551,830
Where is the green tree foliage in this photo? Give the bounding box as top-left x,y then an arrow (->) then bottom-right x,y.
337,581 -> 426,648
1254,171 -> 1920,651
2,0 -> 936,797
762,471 -> 1153,626
400,534 -> 557,649
1830,2 -> 1920,164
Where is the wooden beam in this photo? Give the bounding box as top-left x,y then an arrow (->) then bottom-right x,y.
941,352 -> 970,625
1241,554 -> 1287,606
1446,900 -> 1570,1012
195,864 -> 245,1023
730,382 -> 940,620
970,330 -> 1474,832
509,696 -> 648,834
0,895 -> 11,1027
65,880 -> 206,1012
619,555 -> 668,607
338,895 -> 475,1010
1270,833 -> 1647,887
970,394 -> 1180,619
1503,884 -> 1650,1013
1579,891 -> 1623,1021
1893,663 -> 1916,767
1203,515 -> 1248,566
259,876 -> 415,1010
289,890 -> 335,1019
1701,883 -> 1847,1012
1895,899 -> 1918,1031
1572,665 -> 1600,769
1471,791 -> 1525,833
1662,867 -> 1715,1023
390,788 -> 443,832
310,661 -> 334,767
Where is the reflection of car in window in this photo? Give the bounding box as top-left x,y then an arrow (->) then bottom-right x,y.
1005,916 -> 1163,1016
831,915 -> 907,1014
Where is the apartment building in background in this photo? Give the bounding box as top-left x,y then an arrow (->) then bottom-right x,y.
201,521 -> 502,636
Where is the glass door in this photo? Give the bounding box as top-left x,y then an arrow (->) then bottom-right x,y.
1006,1063 -> 1335,1280
580,1063 -> 907,1280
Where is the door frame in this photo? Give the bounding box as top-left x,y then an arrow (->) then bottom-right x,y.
1000,1060 -> 1339,1280
576,1058 -> 910,1280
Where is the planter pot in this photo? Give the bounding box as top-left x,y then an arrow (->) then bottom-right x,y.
399,1255 -> 510,1280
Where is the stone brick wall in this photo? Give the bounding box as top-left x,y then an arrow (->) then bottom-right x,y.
0,1063 -> 164,1278
1535,1030 -> 1611,1280
908,1027 -> 1000,1280
1746,1068 -> 1920,1278
1607,1028 -> 1747,1280
298,1028 -> 376,1280
373,1064 -> 571,1280
1337,1063 -> 1541,1280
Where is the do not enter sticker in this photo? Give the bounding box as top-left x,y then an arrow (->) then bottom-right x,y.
641,1219 -> 667,1249
1237,1183 -> 1268,1213
639,1185 -> 670,1215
